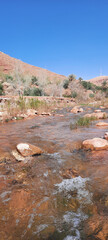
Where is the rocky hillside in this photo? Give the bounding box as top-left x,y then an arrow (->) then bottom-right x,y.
89,76 -> 108,86
0,51 -> 65,83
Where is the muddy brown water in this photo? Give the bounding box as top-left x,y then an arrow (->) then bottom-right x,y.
0,108 -> 108,240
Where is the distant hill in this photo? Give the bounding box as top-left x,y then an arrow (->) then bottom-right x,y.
0,51 -> 65,83
88,76 -> 108,86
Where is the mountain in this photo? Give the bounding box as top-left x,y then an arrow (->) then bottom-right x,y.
88,76 -> 108,86
0,51 -> 65,82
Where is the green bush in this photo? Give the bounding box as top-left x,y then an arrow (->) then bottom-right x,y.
68,74 -> 76,81
81,81 -> 93,90
0,83 -> 4,95
78,77 -> 83,81
71,91 -> 77,98
89,93 -> 94,98
24,87 -> 42,96
5,75 -> 13,81
31,76 -> 39,85
63,79 -> 69,89
70,116 -> 97,130
76,116 -> 97,126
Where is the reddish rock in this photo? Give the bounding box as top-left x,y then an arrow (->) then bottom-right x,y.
94,109 -> 101,113
82,138 -> 108,150
41,112 -> 51,116
104,132 -> 108,140
71,106 -> 83,114
84,112 -> 107,119
17,143 -> 43,157
62,168 -> 79,179
27,109 -> 37,116
96,122 -> 108,127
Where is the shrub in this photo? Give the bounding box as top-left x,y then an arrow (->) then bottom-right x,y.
31,76 -> 39,85
71,91 -> 77,98
5,75 -> 13,81
68,74 -> 76,81
63,79 -> 69,89
78,77 -> 83,81
81,81 -> 93,90
24,87 -> 42,96
0,83 -> 4,95
70,116 -> 97,129
89,93 -> 94,98
76,116 -> 97,126
17,97 -> 26,111
32,88 -> 42,96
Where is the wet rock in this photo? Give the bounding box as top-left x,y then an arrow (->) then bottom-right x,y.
71,106 -> 83,114
85,112 -> 107,119
16,143 -> 43,157
104,132 -> 108,140
96,122 -> 108,127
82,138 -> 108,150
41,112 -> 51,116
100,106 -> 105,109
85,215 -> 108,240
27,109 -> 38,117
12,150 -> 25,161
62,168 -> 79,179
94,109 -> 102,113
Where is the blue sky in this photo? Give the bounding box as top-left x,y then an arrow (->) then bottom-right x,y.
0,0 -> 108,79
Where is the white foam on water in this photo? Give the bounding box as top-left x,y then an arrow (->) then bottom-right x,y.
64,229 -> 80,240
55,176 -> 92,204
63,210 -> 88,227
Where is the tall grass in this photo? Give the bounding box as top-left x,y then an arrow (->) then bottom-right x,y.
70,116 -> 97,130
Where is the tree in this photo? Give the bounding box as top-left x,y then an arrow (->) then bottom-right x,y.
68,74 -> 76,81
0,83 -> 4,95
78,77 -> 83,81
63,79 -> 69,89
31,76 -> 39,85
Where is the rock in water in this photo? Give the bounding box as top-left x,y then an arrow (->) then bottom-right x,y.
104,132 -> 108,140
84,112 -> 107,119
71,106 -> 83,114
17,143 -> 43,157
82,138 -> 108,150
12,150 -> 25,161
96,122 -> 108,127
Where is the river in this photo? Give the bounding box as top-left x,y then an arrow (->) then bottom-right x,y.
0,107 -> 108,240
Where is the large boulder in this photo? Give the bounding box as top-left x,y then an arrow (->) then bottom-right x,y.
17,143 -> 43,157
82,138 -> 108,150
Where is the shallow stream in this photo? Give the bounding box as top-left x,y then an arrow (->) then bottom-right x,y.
0,107 -> 108,240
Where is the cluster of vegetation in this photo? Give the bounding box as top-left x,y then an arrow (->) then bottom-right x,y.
0,83 -> 4,95
31,76 -> 39,86
68,74 -> 76,81
80,80 -> 108,97
24,87 -> 42,96
5,74 -> 13,81
63,79 -> 69,89
70,116 -> 97,129
71,91 -> 77,98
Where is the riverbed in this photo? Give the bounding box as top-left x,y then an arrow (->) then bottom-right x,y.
0,107 -> 108,240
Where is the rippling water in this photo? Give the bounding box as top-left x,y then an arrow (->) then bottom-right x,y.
0,108 -> 108,239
